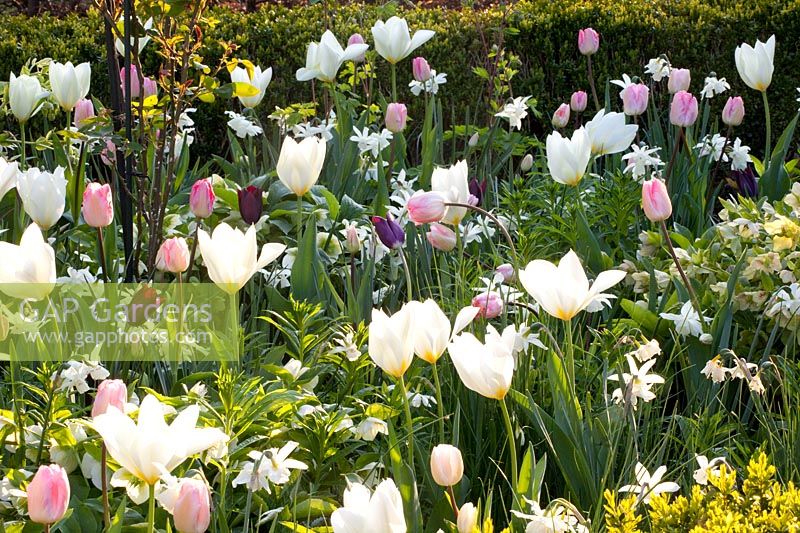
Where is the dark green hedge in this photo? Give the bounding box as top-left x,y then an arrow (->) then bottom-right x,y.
1,0 -> 798,156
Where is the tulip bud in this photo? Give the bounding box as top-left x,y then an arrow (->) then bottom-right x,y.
0,312 -> 8,342
430,444 -> 464,487
468,178 -> 487,206
551,103 -> 570,129
468,132 -> 479,147
372,214 -> 405,249
578,28 -> 600,55
426,223 -> 456,251
344,223 -> 361,253
622,83 -> 649,116
495,263 -> 515,283
641,178 -> 672,222
385,103 -> 408,133
190,178 -> 216,219
172,479 -> 211,533
120,65 -> 141,100
667,68 -> 691,94
347,34 -> 367,63
733,167 -> 758,197
142,77 -> 158,100
82,183 -> 114,228
722,96 -> 745,126
520,154 -> 534,172
100,139 -> 116,167
156,237 -> 191,274
237,185 -> 263,225
412,57 -> 432,82
471,291 -> 503,319
457,502 -> 479,533
74,98 -> 95,128
407,191 -> 446,225
26,464 -> 70,525
570,90 -> 588,112
92,379 -> 127,418
670,91 -> 698,127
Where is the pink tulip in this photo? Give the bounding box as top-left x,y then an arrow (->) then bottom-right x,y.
426,223 -> 456,251
348,34 -> 367,63
172,479 -> 211,533
722,96 -> 745,126
407,191 -> 446,225
190,178 -> 215,218
142,77 -> 158,99
670,91 -> 698,127
385,103 -> 408,133
74,98 -> 95,128
622,83 -> 649,116
344,224 -> 361,253
100,139 -> 116,167
642,178 -> 672,222
26,464 -> 70,525
667,68 -> 691,94
578,28 -> 600,55
412,57 -> 432,82
495,263 -> 515,283
570,91 -> 588,112
471,291 -> 503,319
119,65 -> 141,99
551,103 -> 570,129
156,237 -> 191,274
82,183 -> 114,228
92,379 -> 127,418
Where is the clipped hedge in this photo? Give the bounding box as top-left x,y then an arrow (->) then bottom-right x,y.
1,0 -> 798,156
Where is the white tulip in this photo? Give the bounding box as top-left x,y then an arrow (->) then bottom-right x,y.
114,17 -> 154,57
331,479 -> 406,533
545,128 -> 592,186
431,160 -> 470,225
408,299 -> 479,364
368,304 -> 415,378
0,157 -> 19,202
17,166 -> 67,230
519,249 -> 626,321
0,223 -> 56,301
9,72 -> 49,123
276,136 -> 327,196
49,61 -> 91,111
371,16 -> 435,64
735,35 -> 775,92
198,223 -> 285,294
296,30 -> 369,83
447,331 -> 514,400
230,65 -> 273,108
585,110 -> 638,155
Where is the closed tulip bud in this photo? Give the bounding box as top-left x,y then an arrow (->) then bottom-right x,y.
372,214 -> 405,249
642,178 -> 672,222
73,98 -> 95,128
344,223 -> 361,253
385,103 -> 408,133
9,72 -> 48,123
92,379 -> 127,418
231,65 -> 272,107
722,96 -> 745,126
49,61 -> 91,112
276,136 -> 326,197
237,185 -> 263,225
733,167 -> 758,197
622,84 -> 649,116
471,291 -> 503,319
368,305 -> 415,378
570,90 -> 588,112
468,178 -> 487,206
457,502 -> 479,533
578,28 -> 600,55
667,68 -> 691,94
26,464 -> 70,525
412,57 -> 432,81
172,479 -> 211,533
82,183 -> 113,228
0,224 -> 57,301
190,179 -> 215,218
468,132 -> 479,147
426,223 -> 456,251
551,103 -> 570,129
120,65 -> 141,100
156,237 -> 190,274
18,166 -> 67,230
520,154 -> 534,172
347,34 -> 367,63
495,263 -> 515,283
430,444 -> 464,487
670,91 -> 698,127
142,77 -> 157,99
407,191 -> 446,224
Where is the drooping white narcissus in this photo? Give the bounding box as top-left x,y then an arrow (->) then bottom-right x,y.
371,16 -> 435,64
431,160 -> 470,225
618,462 -> 680,504
447,330 -> 515,400
197,223 -> 286,294
735,35 -> 775,92
330,478 -> 406,533
545,127 -> 592,186
49,61 -> 91,112
8,72 -> 49,123
368,304 -> 416,378
519,250 -> 626,321
585,110 -> 638,155
276,135 -> 327,197
296,30 -> 369,83
407,299 -> 479,364
17,166 -> 67,230
230,65 -> 273,108
0,223 -> 56,301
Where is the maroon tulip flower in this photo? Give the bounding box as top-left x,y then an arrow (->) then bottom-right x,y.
238,185 -> 263,225
372,215 -> 405,249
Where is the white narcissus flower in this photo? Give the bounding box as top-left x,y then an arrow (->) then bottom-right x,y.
49,61 -> 91,111
225,111 -> 263,138
431,160 -> 470,225
447,331 -> 514,400
545,127 -> 592,186
230,65 -> 273,108
729,138 -> 751,171
0,223 -> 57,301
701,355 -> 728,383
645,56 -> 671,82
693,455 -> 727,485
735,35 -> 775,92
371,16 -> 434,64
9,72 -> 49,123
276,135 -> 326,196
331,479 -> 406,533
198,223 -> 286,294
495,96 -> 532,130
0,157 -> 19,202
585,110 -> 638,155
618,462 -> 680,504
407,299 -> 479,364
608,354 -> 664,409
353,417 -> 389,441
296,30 -> 369,83
231,442 -> 308,492
519,250 -> 626,321
701,76 -> 730,99
659,301 -> 710,338
622,144 -> 663,182
368,304 -> 415,378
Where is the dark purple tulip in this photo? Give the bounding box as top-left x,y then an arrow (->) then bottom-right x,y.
469,178 -> 487,207
238,185 -> 263,225
372,214 -> 405,249
733,167 -> 758,198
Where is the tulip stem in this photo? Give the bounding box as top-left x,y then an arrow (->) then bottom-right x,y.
97,227 -> 110,282
296,194 -> 303,245
146,483 -> 156,533
499,397 -> 518,491
19,122 -> 27,170
391,63 -> 397,103
447,485 -> 460,520
564,318 -> 576,393
659,220 -> 702,318
398,375 -> 414,465
445,202 -> 518,275
587,56 -> 600,112
187,221 -> 200,280
663,126 -> 684,187
762,91 -> 772,161
101,444 -> 111,529
432,362 -> 446,442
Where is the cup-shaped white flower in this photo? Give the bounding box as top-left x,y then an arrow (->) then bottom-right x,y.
431,160 -> 470,225
546,128 -> 592,186
276,136 -> 327,196
9,72 -> 49,123
368,305 -> 415,378
585,110 -> 638,155
49,61 -> 91,111
410,299 -> 479,364
198,223 -> 286,294
519,250 -> 626,321
17,166 -> 67,230
331,479 -> 406,533
0,157 -> 19,202
296,30 -> 369,83
447,332 -> 514,400
0,223 -> 56,301
114,17 -> 153,57
230,65 -> 273,108
371,16 -> 435,64
735,35 -> 775,92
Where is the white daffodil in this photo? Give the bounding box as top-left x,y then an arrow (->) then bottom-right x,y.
660,301 -> 710,338
693,455 -> 727,485
609,355 -> 664,408
622,144 -> 664,181
701,76 -> 730,99
619,462 -> 680,504
495,96 -> 532,130
225,111 -> 263,138
644,56 -> 671,82
231,442 -> 308,492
